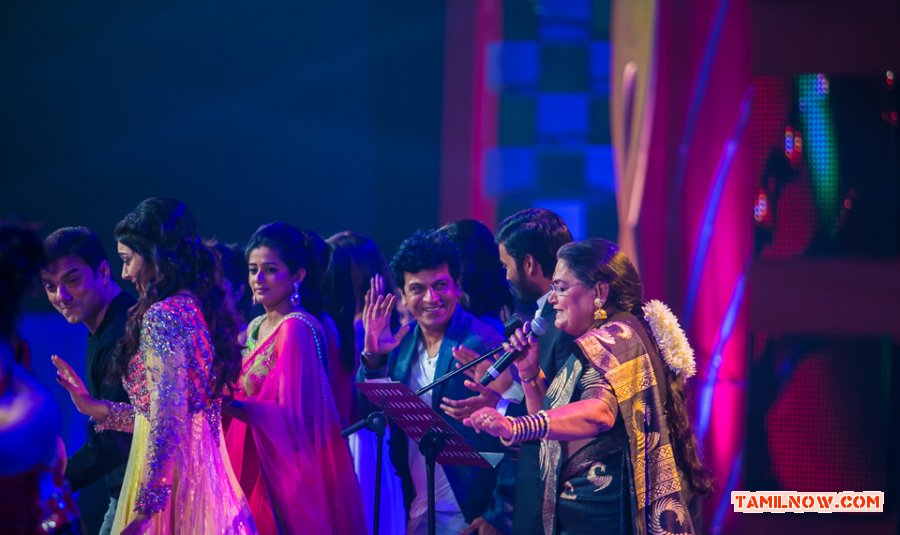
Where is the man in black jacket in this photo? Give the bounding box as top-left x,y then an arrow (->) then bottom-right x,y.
440,209 -> 575,534
495,209 -> 575,535
42,227 -> 134,535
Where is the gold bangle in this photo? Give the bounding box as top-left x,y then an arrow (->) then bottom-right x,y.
500,410 -> 550,446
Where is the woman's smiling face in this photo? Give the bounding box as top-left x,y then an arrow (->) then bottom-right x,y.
548,258 -> 598,336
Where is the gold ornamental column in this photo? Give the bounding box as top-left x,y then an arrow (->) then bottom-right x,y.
610,0 -> 659,272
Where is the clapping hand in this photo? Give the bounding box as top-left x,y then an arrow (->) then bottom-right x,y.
439,345 -> 511,422
464,407 -> 512,440
453,345 -> 513,392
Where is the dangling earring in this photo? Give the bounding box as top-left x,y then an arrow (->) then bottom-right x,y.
290,281 -> 301,306
594,297 -> 607,321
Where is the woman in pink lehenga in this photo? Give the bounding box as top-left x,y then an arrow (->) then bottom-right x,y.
224,222 -> 365,535
52,198 -> 256,535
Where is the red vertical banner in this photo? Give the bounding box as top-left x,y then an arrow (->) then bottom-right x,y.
440,0 -> 500,226
627,0 -> 753,530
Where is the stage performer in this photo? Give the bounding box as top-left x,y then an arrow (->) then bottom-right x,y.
224,222 -> 365,535
467,238 -> 712,535
442,208 -> 575,535
359,229 -> 515,535
41,226 -> 135,534
52,197 -> 256,535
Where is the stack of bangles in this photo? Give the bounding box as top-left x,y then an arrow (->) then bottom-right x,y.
501,409 -> 550,446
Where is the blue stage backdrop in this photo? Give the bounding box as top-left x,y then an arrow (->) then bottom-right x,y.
1,0 -> 447,265
2,2 -> 447,531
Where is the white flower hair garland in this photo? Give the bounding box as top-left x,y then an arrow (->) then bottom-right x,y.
642,300 -> 696,378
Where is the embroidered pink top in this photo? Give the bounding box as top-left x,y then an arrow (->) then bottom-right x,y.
97,295 -> 255,533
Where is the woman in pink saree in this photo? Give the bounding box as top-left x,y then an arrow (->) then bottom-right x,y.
224,222 -> 365,535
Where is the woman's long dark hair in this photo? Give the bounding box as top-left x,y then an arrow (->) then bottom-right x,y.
558,238 -> 714,497
325,231 -> 397,373
0,223 -> 44,342
438,219 -> 514,321
298,229 -> 331,319
111,198 -> 242,397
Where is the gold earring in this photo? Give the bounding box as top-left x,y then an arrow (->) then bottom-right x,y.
594,297 -> 607,321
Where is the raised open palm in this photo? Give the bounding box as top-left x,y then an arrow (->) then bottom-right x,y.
362,275 -> 410,355
51,355 -> 106,420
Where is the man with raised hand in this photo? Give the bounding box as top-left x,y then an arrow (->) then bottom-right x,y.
358,229 -> 514,535
41,227 -> 134,535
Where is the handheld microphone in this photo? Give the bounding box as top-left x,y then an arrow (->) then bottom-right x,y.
502,314 -> 524,337
479,317 -> 548,387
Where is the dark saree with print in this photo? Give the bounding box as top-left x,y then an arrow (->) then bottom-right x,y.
539,311 -> 701,535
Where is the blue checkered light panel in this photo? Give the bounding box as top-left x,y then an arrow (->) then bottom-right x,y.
487,0 -> 617,242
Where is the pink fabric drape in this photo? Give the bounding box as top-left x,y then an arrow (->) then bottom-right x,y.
225,313 -> 365,535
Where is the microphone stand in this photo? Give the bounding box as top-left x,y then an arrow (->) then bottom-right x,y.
414,345 -> 505,535
341,411 -> 387,535
416,345 -> 503,396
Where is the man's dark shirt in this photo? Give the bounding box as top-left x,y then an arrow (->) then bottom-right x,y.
64,291 -> 135,498
512,300 -> 575,535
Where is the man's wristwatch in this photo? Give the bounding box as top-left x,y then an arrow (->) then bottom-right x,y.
360,350 -> 383,361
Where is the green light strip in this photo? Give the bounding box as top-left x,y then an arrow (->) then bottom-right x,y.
797,74 -> 840,235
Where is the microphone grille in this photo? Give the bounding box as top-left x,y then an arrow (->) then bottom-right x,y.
529,317 -> 549,337
503,314 -> 525,337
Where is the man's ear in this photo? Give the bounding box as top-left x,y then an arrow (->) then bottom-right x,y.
523,253 -> 540,278
97,260 -> 111,284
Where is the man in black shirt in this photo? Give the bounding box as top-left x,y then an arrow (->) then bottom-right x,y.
495,209 -> 575,535
440,209 -> 576,534
42,227 -> 134,535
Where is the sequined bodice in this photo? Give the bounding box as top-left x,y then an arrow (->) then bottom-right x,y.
94,295 -> 229,517
124,296 -> 220,422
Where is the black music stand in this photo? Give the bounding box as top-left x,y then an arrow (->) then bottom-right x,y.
357,381 -> 491,535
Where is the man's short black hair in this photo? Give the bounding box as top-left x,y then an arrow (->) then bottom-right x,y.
43,226 -> 109,272
390,230 -> 461,290
495,208 -> 572,278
